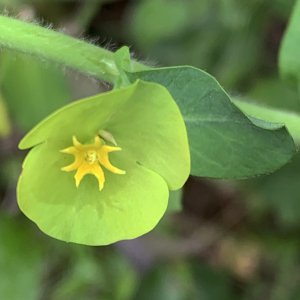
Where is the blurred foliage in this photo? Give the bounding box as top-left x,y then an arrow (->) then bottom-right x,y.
242,151 -> 300,228
0,49 -> 71,132
279,0 -> 300,88
1,0 -> 300,300
0,213 -> 44,300
125,0 -> 295,91
0,92 -> 11,137
233,98 -> 300,142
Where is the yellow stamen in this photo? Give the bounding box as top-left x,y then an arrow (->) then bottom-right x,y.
60,135 -> 125,190
85,150 -> 97,164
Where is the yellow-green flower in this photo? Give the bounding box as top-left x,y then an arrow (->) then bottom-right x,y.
17,81 -> 190,245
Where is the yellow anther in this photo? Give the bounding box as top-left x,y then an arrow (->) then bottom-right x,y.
60,135 -> 125,190
85,150 -> 97,164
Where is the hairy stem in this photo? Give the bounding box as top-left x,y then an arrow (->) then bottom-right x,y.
0,15 -> 148,83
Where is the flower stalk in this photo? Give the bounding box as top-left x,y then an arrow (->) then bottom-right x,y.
0,15 -> 149,84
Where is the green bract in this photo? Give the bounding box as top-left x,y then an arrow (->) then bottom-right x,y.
17,80 -> 190,245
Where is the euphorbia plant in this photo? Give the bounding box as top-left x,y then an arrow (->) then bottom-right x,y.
0,15 -> 296,245
17,81 -> 190,245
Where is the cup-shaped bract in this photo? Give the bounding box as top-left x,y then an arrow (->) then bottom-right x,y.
17,80 -> 190,245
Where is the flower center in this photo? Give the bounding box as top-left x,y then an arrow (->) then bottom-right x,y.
85,150 -> 97,164
60,135 -> 125,191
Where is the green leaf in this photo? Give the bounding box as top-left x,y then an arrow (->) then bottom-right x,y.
0,49 -> 71,131
126,66 -> 295,178
279,0 -> 300,87
18,80 -> 190,245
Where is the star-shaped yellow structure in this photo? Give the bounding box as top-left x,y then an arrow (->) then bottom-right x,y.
60,135 -> 125,190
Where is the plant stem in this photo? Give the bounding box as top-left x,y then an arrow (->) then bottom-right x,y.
0,15 -> 148,83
